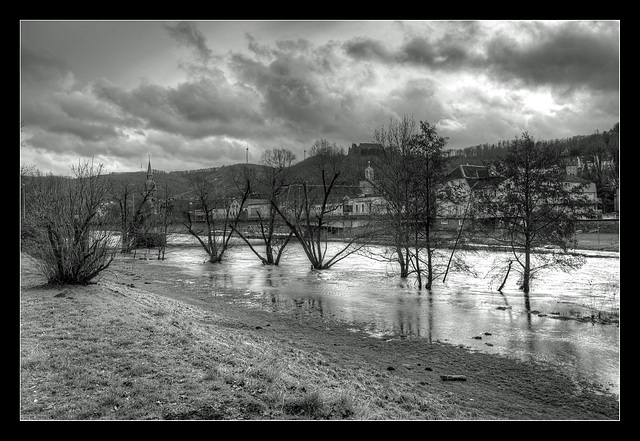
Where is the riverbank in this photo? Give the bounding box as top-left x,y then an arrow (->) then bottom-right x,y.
19,252 -> 619,420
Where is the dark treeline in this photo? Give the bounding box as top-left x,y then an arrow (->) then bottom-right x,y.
450,123 -> 619,164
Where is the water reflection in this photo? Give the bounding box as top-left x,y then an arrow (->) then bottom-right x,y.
150,243 -> 619,395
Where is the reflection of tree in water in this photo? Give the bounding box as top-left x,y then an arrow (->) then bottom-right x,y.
394,296 -> 423,339
266,295 -> 324,317
293,298 -> 324,317
427,290 -> 433,343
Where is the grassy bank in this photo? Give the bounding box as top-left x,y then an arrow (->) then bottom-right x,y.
19,253 -> 619,420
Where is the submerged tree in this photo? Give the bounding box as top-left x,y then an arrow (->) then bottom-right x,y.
371,115 -> 416,279
371,116 -> 452,289
231,148 -> 296,265
272,139 -> 377,270
111,180 -> 156,254
476,132 -> 592,310
148,182 -> 181,260
182,167 -> 253,263
408,120 -> 452,289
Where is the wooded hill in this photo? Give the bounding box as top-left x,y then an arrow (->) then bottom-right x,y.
447,122 -> 619,164
85,122 -> 622,203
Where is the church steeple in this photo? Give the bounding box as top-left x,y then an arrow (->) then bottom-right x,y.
359,161 -> 376,196
144,155 -> 157,213
146,155 -> 153,180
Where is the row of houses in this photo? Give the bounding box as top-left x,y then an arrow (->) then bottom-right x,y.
193,160 -> 603,226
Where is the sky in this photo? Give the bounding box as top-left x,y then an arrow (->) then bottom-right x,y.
20,20 -> 620,176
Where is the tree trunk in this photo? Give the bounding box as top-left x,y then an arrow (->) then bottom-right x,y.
522,248 -> 532,311
396,245 -> 409,278
425,245 -> 433,290
274,232 -> 294,265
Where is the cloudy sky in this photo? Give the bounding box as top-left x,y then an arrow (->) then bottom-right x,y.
20,20 -> 619,175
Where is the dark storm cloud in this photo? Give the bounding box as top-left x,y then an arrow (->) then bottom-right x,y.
246,33 -> 275,58
387,78 -> 444,123
21,47 -> 75,91
343,32 -> 479,70
21,48 -> 136,147
91,74 -> 264,140
48,119 -> 120,142
343,37 -> 394,62
229,43 -> 378,144
163,21 -> 213,64
485,21 -> 619,92
342,21 -> 619,92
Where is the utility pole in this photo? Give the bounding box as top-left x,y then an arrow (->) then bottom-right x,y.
246,145 -> 249,164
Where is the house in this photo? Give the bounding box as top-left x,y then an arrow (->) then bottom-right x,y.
441,164 -> 497,219
561,175 -> 599,216
564,156 -> 583,176
441,163 -> 599,222
241,199 -> 271,220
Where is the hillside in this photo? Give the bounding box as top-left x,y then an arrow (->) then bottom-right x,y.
105,163 -> 269,200
28,123 -> 617,203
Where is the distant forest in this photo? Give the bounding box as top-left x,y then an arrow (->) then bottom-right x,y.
448,123 -> 619,163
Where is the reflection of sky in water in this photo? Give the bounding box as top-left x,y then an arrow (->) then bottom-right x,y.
145,242 -> 620,396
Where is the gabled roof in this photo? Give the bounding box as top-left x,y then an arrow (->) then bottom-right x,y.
447,164 -> 490,180
446,165 -> 493,190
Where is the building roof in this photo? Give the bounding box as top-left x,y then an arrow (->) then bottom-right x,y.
447,164 -> 491,180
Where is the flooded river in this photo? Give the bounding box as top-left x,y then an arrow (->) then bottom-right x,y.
133,239 -> 620,396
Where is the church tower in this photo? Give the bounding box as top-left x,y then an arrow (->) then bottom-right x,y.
359,161 -> 376,196
365,161 -> 374,182
144,156 -> 157,214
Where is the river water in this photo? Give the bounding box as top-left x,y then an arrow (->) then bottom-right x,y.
138,238 -> 621,396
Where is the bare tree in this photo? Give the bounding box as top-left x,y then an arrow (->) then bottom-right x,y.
111,180 -> 156,254
182,167 -> 253,263
147,182 -> 182,260
475,132 -> 591,310
22,160 -> 118,285
371,116 -> 416,278
408,120 -> 452,289
272,140 -> 376,270
231,148 -> 296,265
370,116 -> 452,289
111,181 -> 135,253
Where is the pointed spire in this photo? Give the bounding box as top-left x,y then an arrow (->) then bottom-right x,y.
146,155 -> 152,176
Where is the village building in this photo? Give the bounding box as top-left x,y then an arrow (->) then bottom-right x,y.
440,162 -> 600,225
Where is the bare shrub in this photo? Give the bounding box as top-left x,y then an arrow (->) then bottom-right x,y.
21,160 -> 118,285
